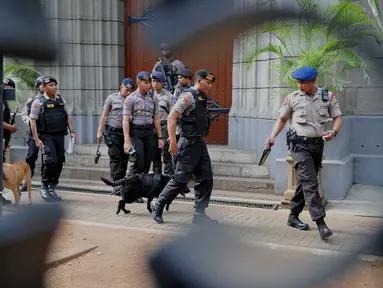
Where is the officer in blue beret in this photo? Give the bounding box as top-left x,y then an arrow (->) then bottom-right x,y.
97,78 -> 135,195
123,71 -> 165,203
266,65 -> 343,240
150,71 -> 175,176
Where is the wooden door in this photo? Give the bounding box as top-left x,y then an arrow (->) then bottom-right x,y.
124,0 -> 233,144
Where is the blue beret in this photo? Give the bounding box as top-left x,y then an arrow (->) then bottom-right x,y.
121,78 -> 135,89
291,66 -> 318,81
151,71 -> 165,83
136,71 -> 150,81
177,68 -> 194,77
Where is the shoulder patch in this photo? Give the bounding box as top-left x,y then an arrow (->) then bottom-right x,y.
33,103 -> 39,109
329,92 -> 335,100
282,96 -> 289,107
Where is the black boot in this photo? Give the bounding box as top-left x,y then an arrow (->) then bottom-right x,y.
316,218 -> 333,240
192,209 -> 218,225
287,213 -> 309,230
1,195 -> 12,205
40,183 -> 53,202
151,198 -> 165,224
48,183 -> 62,201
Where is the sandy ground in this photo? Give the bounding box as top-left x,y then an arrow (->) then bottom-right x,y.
45,222 -> 383,288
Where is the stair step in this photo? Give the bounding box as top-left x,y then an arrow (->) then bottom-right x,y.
34,166 -> 275,194
65,154 -> 269,178
72,144 -> 259,164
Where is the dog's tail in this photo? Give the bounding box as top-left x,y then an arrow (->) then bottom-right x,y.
100,176 -> 124,187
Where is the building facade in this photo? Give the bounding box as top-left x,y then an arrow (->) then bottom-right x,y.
10,0 -> 383,200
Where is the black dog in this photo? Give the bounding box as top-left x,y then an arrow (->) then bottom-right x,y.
100,174 -> 190,215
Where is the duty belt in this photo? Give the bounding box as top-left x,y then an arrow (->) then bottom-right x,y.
131,123 -> 153,130
184,135 -> 206,146
109,127 -> 123,134
296,136 -> 323,145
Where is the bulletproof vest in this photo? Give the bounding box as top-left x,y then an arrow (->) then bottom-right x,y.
3,101 -> 11,141
179,89 -> 209,138
36,95 -> 68,134
156,59 -> 178,87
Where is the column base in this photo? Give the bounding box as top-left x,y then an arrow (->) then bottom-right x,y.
281,185 -> 328,210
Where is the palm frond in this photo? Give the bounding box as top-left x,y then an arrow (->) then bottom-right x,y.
245,44 -> 284,70
3,64 -> 42,90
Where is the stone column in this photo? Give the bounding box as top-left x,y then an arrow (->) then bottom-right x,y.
34,0 -> 125,144
281,153 -> 327,209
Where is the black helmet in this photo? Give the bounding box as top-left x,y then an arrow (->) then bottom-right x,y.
35,76 -> 44,87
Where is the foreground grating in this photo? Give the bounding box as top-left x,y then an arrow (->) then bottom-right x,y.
32,184 -> 280,210
174,195 -> 279,210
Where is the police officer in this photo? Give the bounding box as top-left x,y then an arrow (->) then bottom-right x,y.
151,69 -> 217,225
2,78 -> 17,159
2,78 -> 17,205
123,71 -> 165,203
97,78 -> 135,195
30,76 -> 76,201
152,43 -> 185,93
151,71 -> 175,175
20,76 -> 45,191
265,66 -> 343,240
173,68 -> 194,143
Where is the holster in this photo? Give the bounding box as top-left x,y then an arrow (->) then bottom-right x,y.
103,125 -> 113,148
286,129 -> 298,150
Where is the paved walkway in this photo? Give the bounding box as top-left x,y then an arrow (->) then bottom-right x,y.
3,190 -> 383,256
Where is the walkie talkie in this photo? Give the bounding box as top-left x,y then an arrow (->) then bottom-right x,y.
321,86 -> 329,102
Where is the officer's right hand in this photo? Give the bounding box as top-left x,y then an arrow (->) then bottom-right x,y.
265,136 -> 275,150
97,131 -> 103,144
9,125 -> 17,134
169,140 -> 178,156
35,139 -> 44,149
124,142 -> 132,154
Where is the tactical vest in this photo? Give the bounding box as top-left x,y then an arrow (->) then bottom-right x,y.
155,59 -> 178,88
179,89 -> 209,138
3,101 -> 11,142
36,95 -> 68,134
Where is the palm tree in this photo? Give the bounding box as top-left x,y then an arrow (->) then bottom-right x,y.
245,0 -> 382,93
3,58 -> 42,109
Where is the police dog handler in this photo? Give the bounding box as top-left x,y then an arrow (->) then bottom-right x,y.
97,78 -> 135,195
151,69 -> 217,225
265,66 -> 342,240
30,76 -> 76,202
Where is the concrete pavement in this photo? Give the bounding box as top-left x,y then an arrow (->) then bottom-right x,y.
3,189 -> 382,258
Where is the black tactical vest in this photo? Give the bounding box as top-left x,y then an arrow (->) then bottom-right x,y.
36,95 -> 68,134
3,101 -> 11,142
179,89 -> 209,138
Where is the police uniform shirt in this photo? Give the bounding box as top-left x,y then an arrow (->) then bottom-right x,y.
103,92 -> 125,128
172,89 -> 199,116
155,89 -> 174,123
29,93 -> 69,120
279,87 -> 342,137
173,83 -> 192,103
123,89 -> 159,125
22,93 -> 40,124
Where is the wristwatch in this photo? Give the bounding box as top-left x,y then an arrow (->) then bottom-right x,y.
332,129 -> 338,137
158,136 -> 163,140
